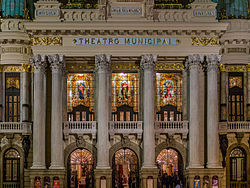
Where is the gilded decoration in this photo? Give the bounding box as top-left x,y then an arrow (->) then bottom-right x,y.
219,65 -> 248,72
229,76 -> 242,89
32,37 -> 62,46
112,73 -> 139,113
111,62 -> 139,71
156,73 -> 182,112
155,63 -> 184,71
154,0 -> 194,9
21,64 -> 33,73
67,73 -> 95,113
6,76 -> 20,89
2,66 -> 21,72
66,63 -> 95,72
191,37 -> 219,46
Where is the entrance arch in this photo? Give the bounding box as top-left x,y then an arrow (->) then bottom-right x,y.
112,148 -> 139,188
156,148 -> 184,188
67,148 -> 94,188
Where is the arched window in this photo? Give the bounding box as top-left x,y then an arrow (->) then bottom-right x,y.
230,147 -> 247,182
228,73 -> 244,121
3,149 -> 21,184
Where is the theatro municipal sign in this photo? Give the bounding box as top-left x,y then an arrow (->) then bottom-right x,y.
73,37 -> 180,46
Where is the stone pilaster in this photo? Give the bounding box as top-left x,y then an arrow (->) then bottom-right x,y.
220,69 -> 227,121
187,54 -> 204,169
141,54 -> 157,168
206,54 -> 221,168
95,54 -> 111,169
182,62 -> 188,120
48,54 -> 65,169
0,67 -> 3,122
30,54 -> 47,169
21,64 -> 32,122
248,68 -> 250,121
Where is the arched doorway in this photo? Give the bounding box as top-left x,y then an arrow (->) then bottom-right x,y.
156,148 -> 183,188
112,148 -> 139,188
3,148 -> 21,187
229,147 -> 247,188
67,148 -> 94,188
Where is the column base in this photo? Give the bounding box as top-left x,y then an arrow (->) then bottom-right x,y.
184,168 -> 224,188
49,166 -> 65,170
30,164 -> 46,170
140,168 -> 159,188
94,168 -> 112,188
207,163 -> 223,169
186,164 -> 204,169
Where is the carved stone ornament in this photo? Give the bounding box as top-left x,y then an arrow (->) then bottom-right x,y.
30,54 -> 47,73
48,54 -> 65,72
22,136 -> 30,169
95,54 -> 111,71
187,54 -> 204,71
206,54 -> 221,72
140,54 -> 157,70
219,134 -> 228,168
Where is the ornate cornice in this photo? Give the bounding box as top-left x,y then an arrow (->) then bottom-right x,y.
95,54 -> 111,72
30,55 -> 47,73
191,37 -> 219,46
140,54 -> 157,70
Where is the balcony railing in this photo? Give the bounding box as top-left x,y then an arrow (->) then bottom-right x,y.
154,121 -> 189,138
0,122 -> 32,135
219,122 -> 250,133
230,182 -> 248,188
3,182 -> 20,188
63,121 -> 97,139
109,121 -> 143,139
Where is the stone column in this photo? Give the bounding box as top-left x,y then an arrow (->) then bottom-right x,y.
182,62 -> 188,121
220,67 -> 227,121
30,55 -> 47,169
206,54 -> 221,168
21,64 -> 31,122
95,54 -> 111,169
0,66 -> 3,122
187,54 -> 203,168
141,54 -> 157,168
48,55 -> 65,169
248,67 -> 250,121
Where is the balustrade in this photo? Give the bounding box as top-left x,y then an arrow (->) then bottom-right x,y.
219,122 -> 250,133
0,122 -> 32,134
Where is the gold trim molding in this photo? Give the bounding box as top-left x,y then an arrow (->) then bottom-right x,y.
66,63 -> 95,72
155,62 -> 184,71
111,62 -> 139,71
32,36 -> 62,46
191,37 -> 219,46
0,66 -> 22,72
22,64 -> 33,73
220,64 -> 249,72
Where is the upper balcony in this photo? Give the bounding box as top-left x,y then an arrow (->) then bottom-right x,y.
219,122 -> 250,133
0,122 -> 32,135
155,121 -> 189,139
63,121 -> 97,140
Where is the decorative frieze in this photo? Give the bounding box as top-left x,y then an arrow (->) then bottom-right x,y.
66,63 -> 95,72
219,64 -> 248,72
111,62 -> 139,71
0,66 -> 22,72
155,62 -> 184,71
191,37 -> 219,46
227,48 -> 247,53
32,36 -> 62,46
21,64 -> 33,73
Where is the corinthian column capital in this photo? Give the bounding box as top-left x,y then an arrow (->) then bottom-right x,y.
48,54 -> 65,72
206,54 -> 221,72
187,54 -> 204,71
140,54 -> 157,70
30,54 -> 47,73
95,54 -> 111,72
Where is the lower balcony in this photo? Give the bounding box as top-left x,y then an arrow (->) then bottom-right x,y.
219,122 -> 250,133
108,121 -> 143,140
63,121 -> 97,140
0,122 -> 32,135
154,121 -> 189,139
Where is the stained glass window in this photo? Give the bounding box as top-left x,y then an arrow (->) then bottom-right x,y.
112,73 -> 139,121
156,73 -> 182,121
3,148 -> 20,182
228,73 -> 244,121
67,74 -> 95,121
230,147 -> 247,182
156,149 -> 178,176
5,73 -> 20,122
69,149 -> 94,188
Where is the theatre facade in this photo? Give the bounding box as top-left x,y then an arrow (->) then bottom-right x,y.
0,0 -> 249,188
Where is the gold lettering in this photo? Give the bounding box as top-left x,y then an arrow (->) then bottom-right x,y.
132,38 -> 137,45
163,38 -> 169,45
84,38 -> 89,44
103,38 -> 107,44
125,38 -> 130,44
114,38 -> 119,44
109,38 -> 114,44
79,38 -> 83,44
97,38 -> 101,44
91,38 -> 95,44
157,38 -> 161,45
148,38 -> 152,45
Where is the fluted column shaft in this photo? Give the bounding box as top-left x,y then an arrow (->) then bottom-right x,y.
21,65 -> 31,122
188,54 -> 203,168
141,54 -> 157,168
95,54 -> 110,169
31,55 -> 46,169
49,55 -> 65,169
207,54 -> 221,168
